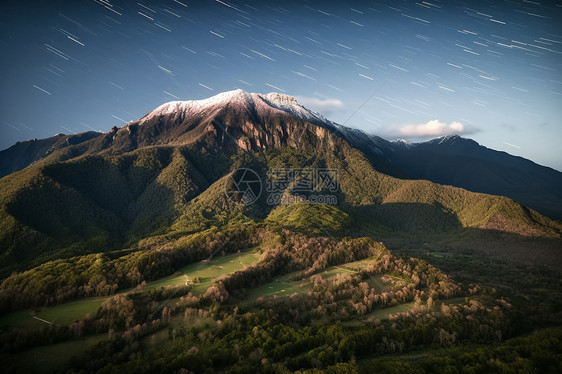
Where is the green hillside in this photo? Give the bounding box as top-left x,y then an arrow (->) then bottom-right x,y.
0,142 -> 560,373
0,139 -> 560,279
0,146 -> 224,276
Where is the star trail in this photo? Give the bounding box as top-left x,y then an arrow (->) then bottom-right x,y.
1,0 -> 561,169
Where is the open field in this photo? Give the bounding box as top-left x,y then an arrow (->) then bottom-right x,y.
342,301 -> 417,326
0,297 -> 108,331
244,256 -> 410,304
242,258 -> 378,302
145,248 -> 261,294
0,249 -> 261,331
5,333 -> 107,374
244,273 -> 308,302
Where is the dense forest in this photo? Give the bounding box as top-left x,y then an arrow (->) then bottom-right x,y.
1,223 -> 560,373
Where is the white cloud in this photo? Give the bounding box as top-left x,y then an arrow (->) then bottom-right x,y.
295,96 -> 343,116
392,119 -> 479,138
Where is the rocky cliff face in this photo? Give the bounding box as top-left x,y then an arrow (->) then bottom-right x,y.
84,90 -> 348,156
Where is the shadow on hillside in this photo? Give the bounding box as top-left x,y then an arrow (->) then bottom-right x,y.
4,151 -> 184,273
327,202 -> 562,272
349,202 -> 462,234
377,227 -> 562,272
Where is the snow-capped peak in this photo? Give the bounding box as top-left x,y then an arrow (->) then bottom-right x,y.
140,89 -> 253,122
436,134 -> 462,144
392,139 -> 412,145
139,89 -> 332,127
258,92 -> 329,125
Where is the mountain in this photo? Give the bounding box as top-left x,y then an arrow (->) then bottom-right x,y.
0,89 -> 560,278
3,95 -> 560,222
318,129 -> 562,221
388,135 -> 562,221
396,135 -> 562,220
0,131 -> 102,178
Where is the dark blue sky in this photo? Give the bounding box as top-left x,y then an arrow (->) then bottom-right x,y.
1,0 -> 561,170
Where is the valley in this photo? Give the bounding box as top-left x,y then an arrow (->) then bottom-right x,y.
1,221 -> 560,373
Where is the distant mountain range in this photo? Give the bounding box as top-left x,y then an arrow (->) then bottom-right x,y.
386,136 -> 562,221
0,90 -> 560,276
334,131 -> 562,221
0,131 -> 102,178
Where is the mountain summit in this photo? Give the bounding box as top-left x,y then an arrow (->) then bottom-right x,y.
140,89 -> 330,127
81,89 -> 348,157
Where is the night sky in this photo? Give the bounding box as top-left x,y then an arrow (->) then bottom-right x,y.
1,0 -> 561,170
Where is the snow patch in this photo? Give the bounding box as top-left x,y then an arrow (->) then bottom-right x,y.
140,89 -> 253,123
392,139 -> 413,146
139,89 -> 338,130
258,92 -> 329,125
437,134 -> 461,144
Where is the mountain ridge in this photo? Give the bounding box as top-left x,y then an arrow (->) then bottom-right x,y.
0,131 -> 102,178
0,90 -> 560,278
384,135 -> 562,220
1,90 -> 560,221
